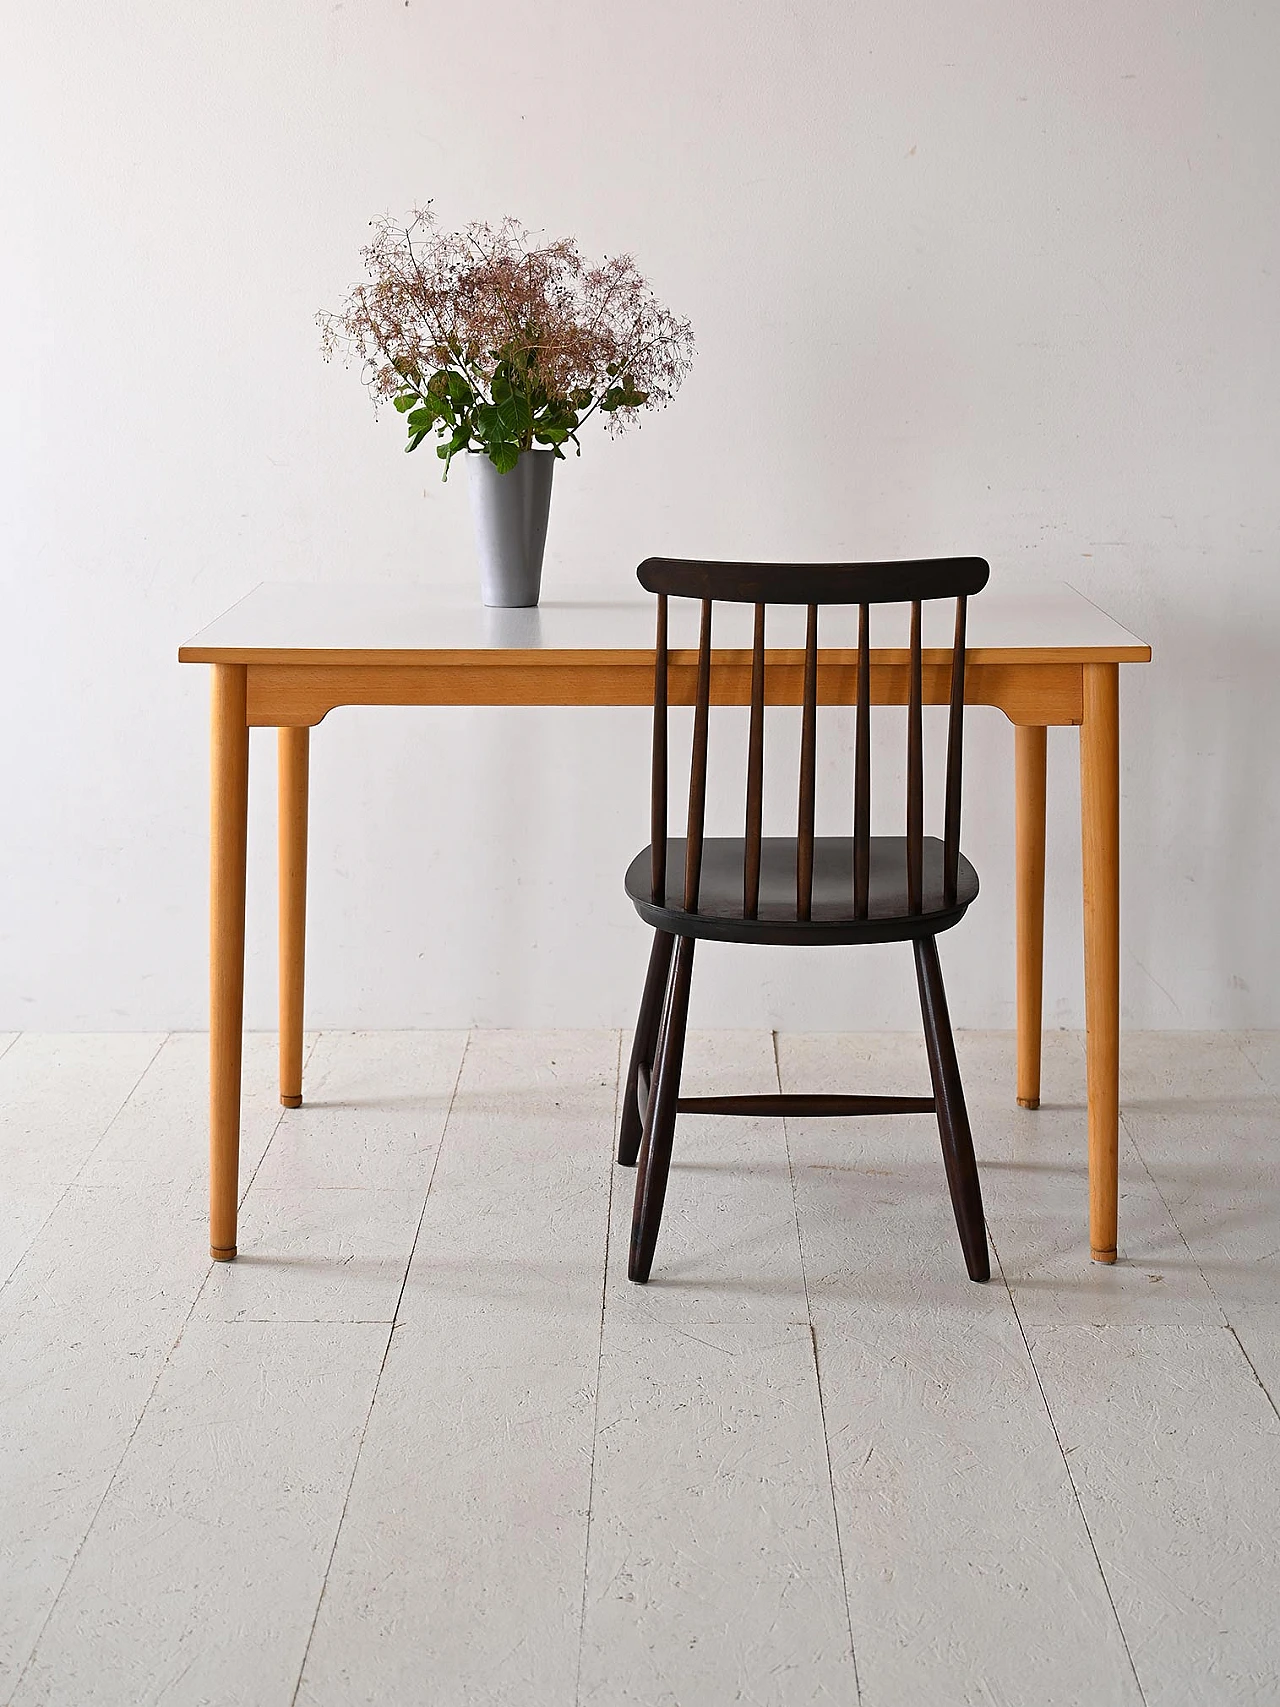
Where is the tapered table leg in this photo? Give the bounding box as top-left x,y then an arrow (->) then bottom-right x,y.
1080,664 -> 1120,1263
210,665 -> 250,1261
278,726 -> 309,1108
1015,725 -> 1047,1109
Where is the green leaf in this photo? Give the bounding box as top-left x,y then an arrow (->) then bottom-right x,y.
405,430 -> 427,453
495,393 -> 533,441
393,392 -> 417,413
600,382 -> 649,413
489,441 -> 520,473
538,403 -> 580,434
446,371 -> 474,407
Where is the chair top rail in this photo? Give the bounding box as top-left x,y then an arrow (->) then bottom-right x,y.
637,557 -> 990,606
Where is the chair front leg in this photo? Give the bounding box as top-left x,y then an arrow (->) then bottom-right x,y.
629,934 -> 695,1283
914,935 -> 990,1283
618,929 -> 676,1166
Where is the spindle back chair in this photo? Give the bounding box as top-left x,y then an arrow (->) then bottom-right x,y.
620,555 -> 992,1284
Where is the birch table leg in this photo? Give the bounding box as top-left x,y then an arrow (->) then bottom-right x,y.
1015,724 -> 1047,1109
278,726 -> 309,1108
210,665 -> 250,1262
1080,664 -> 1120,1263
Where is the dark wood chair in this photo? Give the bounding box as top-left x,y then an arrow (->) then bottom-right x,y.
619,556 -> 992,1285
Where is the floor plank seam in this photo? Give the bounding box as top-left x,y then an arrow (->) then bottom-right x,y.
11,1230 -> 213,1695
0,1030 -> 169,1307
573,1029 -> 623,1707
989,1227 -> 1151,1707
774,1029 -> 863,1706
0,1031 -> 20,1065
1225,1324 -> 1280,1428
1118,1103 -> 1249,1337
287,1029 -> 472,1707
238,1032 -> 323,1211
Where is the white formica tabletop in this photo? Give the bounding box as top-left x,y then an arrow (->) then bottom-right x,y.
180,581 -> 1150,667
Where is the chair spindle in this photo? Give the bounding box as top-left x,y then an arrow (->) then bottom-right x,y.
684,598 -> 713,911
797,603 -> 819,920
943,595 -> 967,906
907,599 -> 923,913
651,594 -> 668,903
744,602 -> 766,917
854,601 -> 871,918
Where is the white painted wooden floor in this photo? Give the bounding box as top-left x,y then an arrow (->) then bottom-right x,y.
2,1027 -> 1279,1706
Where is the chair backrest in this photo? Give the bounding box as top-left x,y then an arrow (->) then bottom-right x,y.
640,556 -> 991,921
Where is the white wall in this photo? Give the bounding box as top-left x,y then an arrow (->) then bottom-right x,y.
2,1 -> 1278,1033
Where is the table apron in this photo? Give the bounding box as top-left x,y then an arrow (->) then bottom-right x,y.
245,659 -> 1084,728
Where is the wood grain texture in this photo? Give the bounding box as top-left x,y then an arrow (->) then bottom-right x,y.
241,655 -> 1087,727
210,663 -> 249,1260
1015,724 -> 1048,1108
277,726 -> 309,1107
1081,663 -> 1120,1261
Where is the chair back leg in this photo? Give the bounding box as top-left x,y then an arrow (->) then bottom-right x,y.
629,934 -> 695,1282
619,930 -> 676,1166
913,935 -> 990,1282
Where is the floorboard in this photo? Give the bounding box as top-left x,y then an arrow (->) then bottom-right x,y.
294,1030 -> 618,1707
580,1319 -> 856,1707
1030,1323 -> 1280,1706
0,1032 -> 165,1291
195,1030 -> 466,1326
606,1030 -> 808,1320
2,1030 -> 1277,1707
778,1032 -> 1142,1705
961,1030 -> 1227,1328
0,1032 -> 288,1697
11,1321 -> 387,1707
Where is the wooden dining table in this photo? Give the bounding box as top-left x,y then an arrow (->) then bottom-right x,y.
179,581 -> 1151,1267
